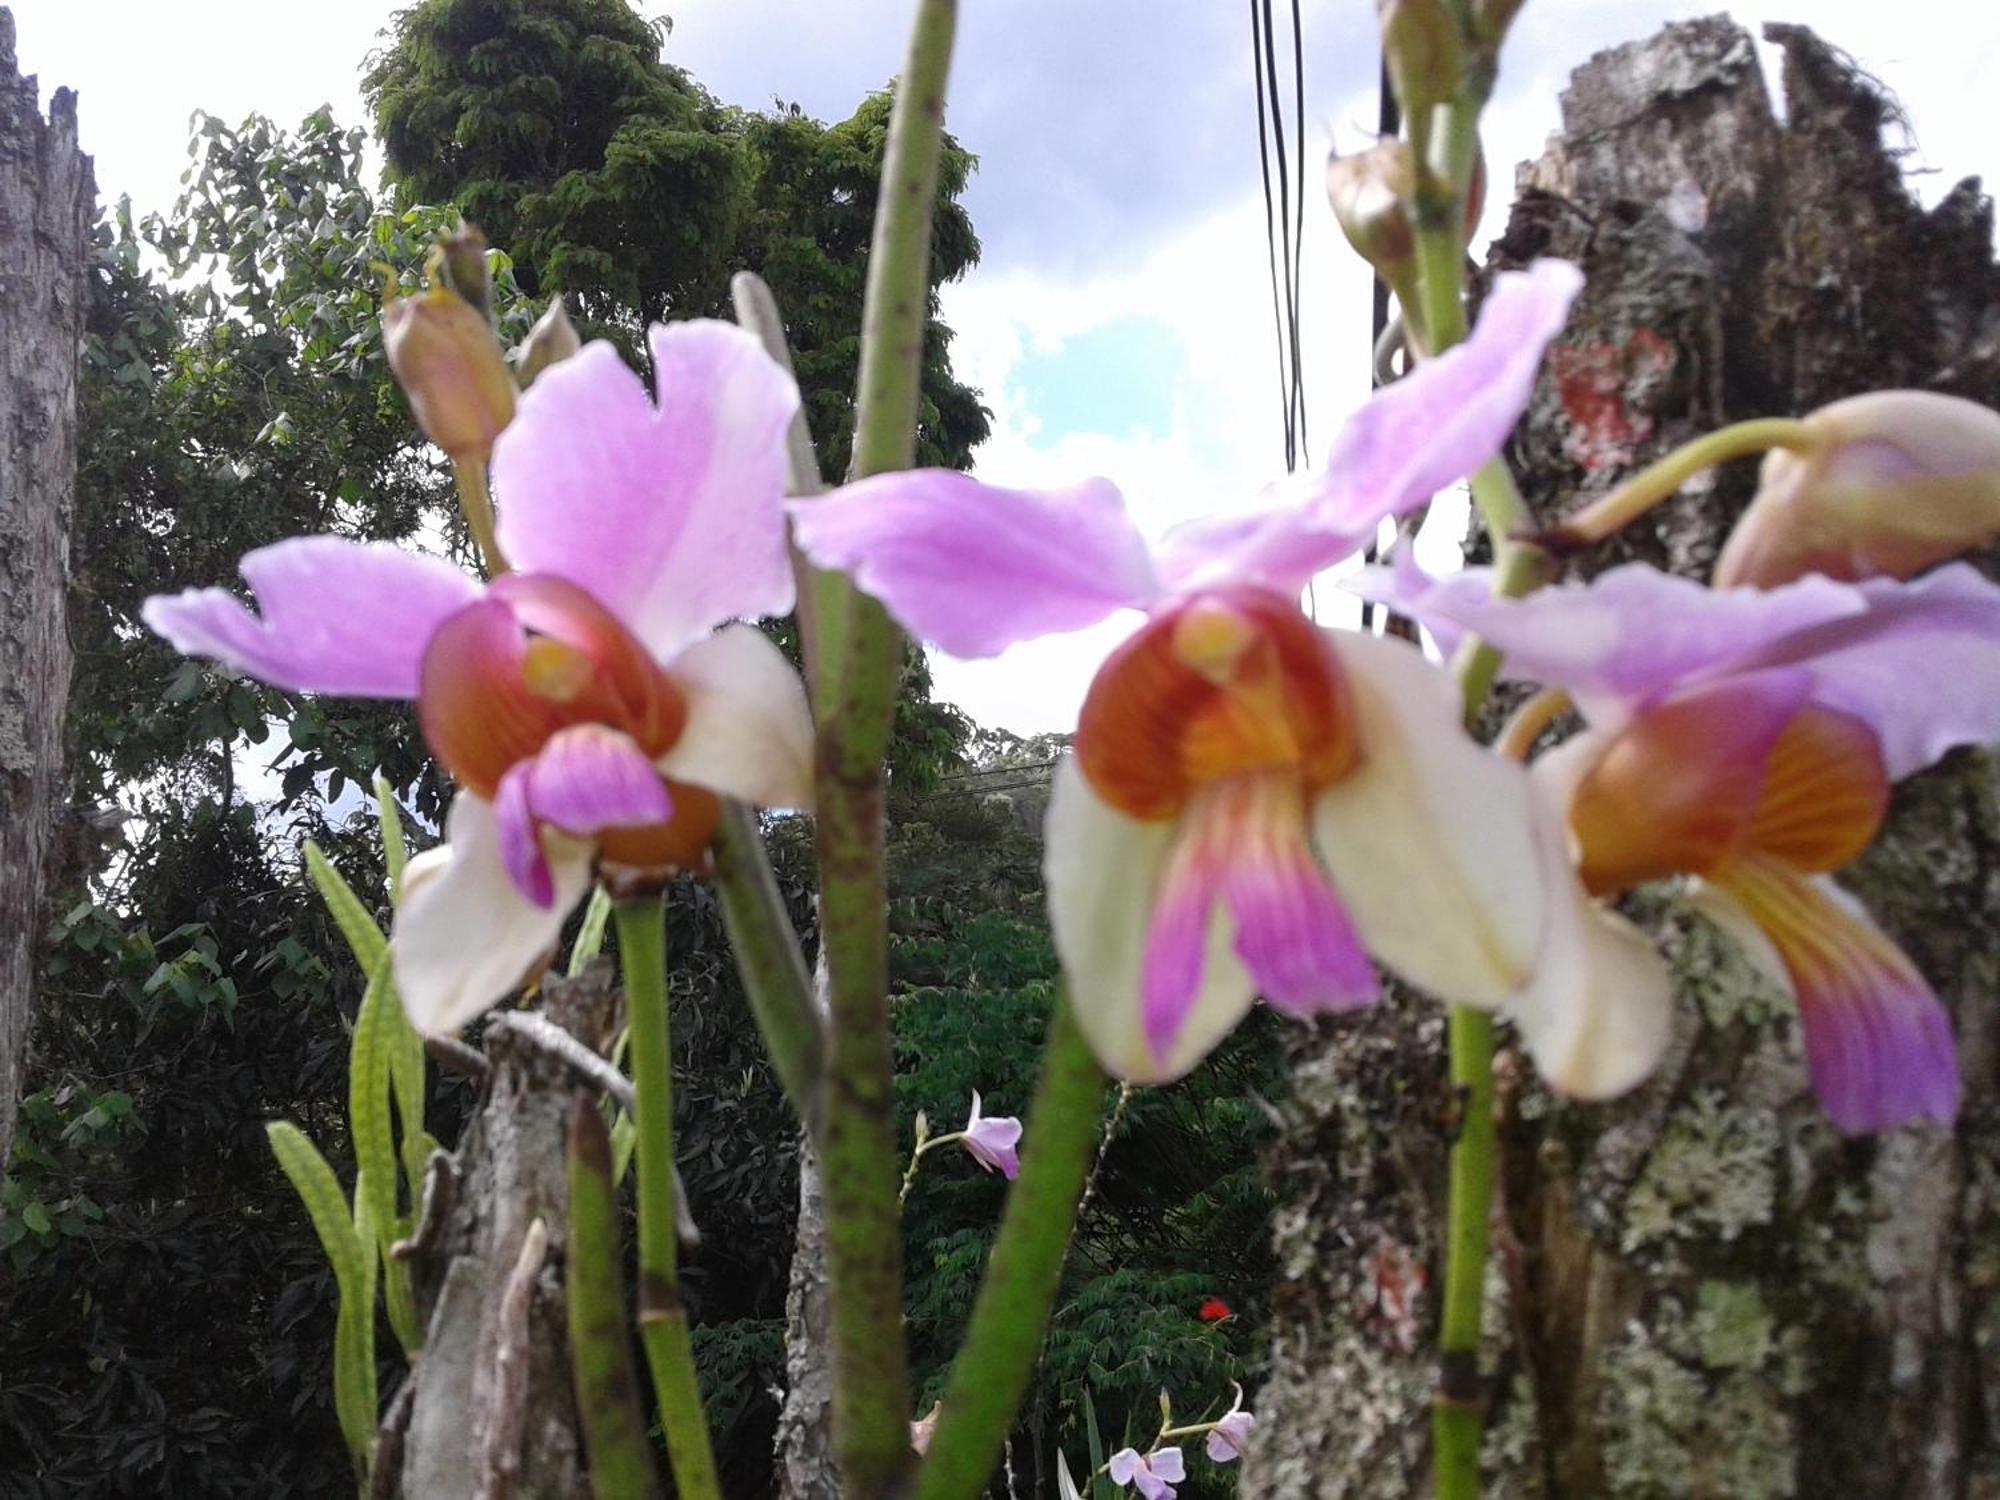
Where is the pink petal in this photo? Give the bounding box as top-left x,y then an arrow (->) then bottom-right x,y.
1206,1413 -> 1255,1463
494,725 -> 676,905
1312,260 -> 1582,536
494,763 -> 556,909
1151,487 -> 1353,597
789,472 -> 1160,658
1148,1449 -> 1186,1485
142,537 -> 480,697
1108,1450 -> 1144,1487
1699,863 -> 1959,1133
961,1096 -> 1023,1179
1140,813 -> 1226,1062
492,322 -> 799,658
1353,560 -> 1866,731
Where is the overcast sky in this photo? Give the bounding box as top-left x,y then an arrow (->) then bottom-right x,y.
18,0 -> 2000,731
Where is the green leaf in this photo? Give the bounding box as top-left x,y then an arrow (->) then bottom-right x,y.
304,841 -> 387,976
372,773 -> 408,903
348,957 -> 419,1355
567,885 -> 613,977
21,1201 -> 51,1236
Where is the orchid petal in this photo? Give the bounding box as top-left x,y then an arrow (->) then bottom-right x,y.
493,322 -> 799,657
655,625 -> 814,810
392,793 -> 593,1034
789,472 -> 1160,658
1352,560 -> 1868,730
1044,762 -> 1255,1084
1310,630 -> 1547,1006
1149,1449 -> 1186,1485
1206,1413 -> 1255,1463
1762,564 -> 2000,780
961,1092 -> 1023,1179
1108,1450 -> 1144,1487
524,723 -> 675,838
1697,861 -> 1958,1133
142,537 -> 480,697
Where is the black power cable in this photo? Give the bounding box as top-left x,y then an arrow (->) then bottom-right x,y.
1249,0 -> 1310,472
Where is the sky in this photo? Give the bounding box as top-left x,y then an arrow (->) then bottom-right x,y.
17,0 -> 2000,732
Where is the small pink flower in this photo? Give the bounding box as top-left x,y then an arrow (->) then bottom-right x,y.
144,323 -> 813,1034
1108,1446 -> 1185,1500
960,1092 -> 1022,1179
1205,1409 -> 1255,1463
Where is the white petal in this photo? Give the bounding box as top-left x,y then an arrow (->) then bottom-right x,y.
656,625 -> 815,811
1043,761 -> 1255,1083
1311,630 -> 1546,1005
391,793 -> 594,1034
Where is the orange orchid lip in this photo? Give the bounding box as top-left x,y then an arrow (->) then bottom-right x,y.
1569,677 -> 1888,897
1076,587 -> 1357,821
418,573 -> 688,803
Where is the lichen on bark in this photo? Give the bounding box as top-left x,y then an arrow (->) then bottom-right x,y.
1248,19 -> 2000,1499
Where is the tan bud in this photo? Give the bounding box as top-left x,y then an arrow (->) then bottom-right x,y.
1714,391 -> 2000,589
1378,0 -> 1466,113
1328,141 -> 1418,286
383,281 -> 516,465
436,223 -> 493,319
514,297 -> 582,389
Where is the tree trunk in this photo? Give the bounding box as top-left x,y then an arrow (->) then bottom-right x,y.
0,6 -> 89,1171
1249,20 -> 2000,1499
776,950 -> 843,1500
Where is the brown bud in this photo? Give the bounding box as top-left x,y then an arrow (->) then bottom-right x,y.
514,297 -> 582,389
1714,391 -> 2000,589
1378,0 -> 1466,113
383,280 -> 516,465
436,223 -> 493,319
1328,140 -> 1418,288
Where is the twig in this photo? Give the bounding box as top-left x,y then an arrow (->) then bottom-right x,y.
478,1217 -> 548,1500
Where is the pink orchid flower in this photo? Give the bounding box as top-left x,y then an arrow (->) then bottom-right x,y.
960,1091 -> 1022,1179
1205,1389 -> 1255,1463
794,261 -> 1666,1089
143,323 -> 814,1033
1364,559 -> 2000,1130
1108,1446 -> 1185,1500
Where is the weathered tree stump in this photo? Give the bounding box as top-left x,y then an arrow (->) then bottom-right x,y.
1249,20 -> 2000,1499
0,7 -> 90,1170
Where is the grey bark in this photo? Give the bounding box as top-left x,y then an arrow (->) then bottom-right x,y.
776,950 -> 842,1500
0,7 -> 89,1172
1249,20 -> 2000,1499
396,969 -> 622,1498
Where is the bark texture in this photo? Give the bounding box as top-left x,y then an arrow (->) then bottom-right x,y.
1249,20 -> 2000,1499
0,7 -> 89,1172
395,971 -> 620,1498
776,950 -> 841,1500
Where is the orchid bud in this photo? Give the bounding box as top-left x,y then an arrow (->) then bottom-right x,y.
514,297 -> 582,389
1378,0 -> 1466,113
436,223 -> 494,319
1470,0 -> 1526,49
1328,141 -> 1417,290
1714,391 -> 2000,589
383,280 -> 517,465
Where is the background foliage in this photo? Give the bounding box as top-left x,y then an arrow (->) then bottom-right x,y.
1,6 -> 1270,1495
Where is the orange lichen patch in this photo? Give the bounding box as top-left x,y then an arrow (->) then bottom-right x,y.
597,781 -> 721,875
1076,588 -> 1357,821
419,573 -> 686,800
1746,705 -> 1887,873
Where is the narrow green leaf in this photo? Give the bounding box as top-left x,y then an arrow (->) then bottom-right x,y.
348,960 -> 420,1355
267,1122 -> 373,1474
304,841 -> 387,976
372,773 -> 407,903
567,885 -> 613,977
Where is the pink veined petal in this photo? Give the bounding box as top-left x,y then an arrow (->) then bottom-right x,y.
495,725 -> 676,906
391,793 -> 594,1034
1140,809 -> 1228,1063
1697,861 -> 1959,1134
141,536 -> 481,697
1311,630 -> 1548,1007
1043,761 -> 1256,1084
1312,259 -> 1583,533
494,762 -> 555,909
1758,563 -> 2000,780
654,625 -> 815,811
493,322 -> 799,658
1349,560 -> 1869,731
1210,778 -> 1379,1016
789,472 -> 1161,658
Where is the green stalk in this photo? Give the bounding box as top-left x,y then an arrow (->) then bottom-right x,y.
451,459 -> 506,578
1540,418 -> 1819,550
614,898 -> 721,1500
711,800 -> 823,1123
567,1096 -> 665,1500
913,1001 -> 1106,1500
803,4 -> 960,1495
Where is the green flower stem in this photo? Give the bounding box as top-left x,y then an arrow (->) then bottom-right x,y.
801,4 -> 961,1495
711,800 -> 823,1124
567,1096 -> 665,1500
613,898 -> 722,1500
914,1000 -> 1106,1500
1539,417 -> 1820,550
450,458 -> 506,577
